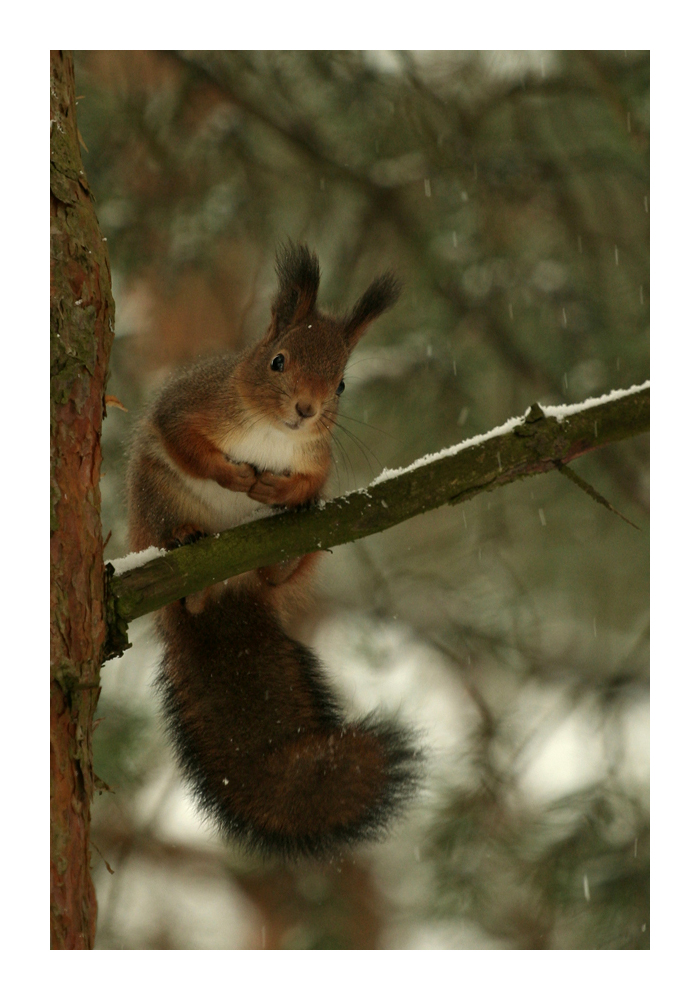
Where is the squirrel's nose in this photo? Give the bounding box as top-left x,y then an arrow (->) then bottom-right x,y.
295,400 -> 317,419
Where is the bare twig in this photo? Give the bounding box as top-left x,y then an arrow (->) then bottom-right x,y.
556,461 -> 640,530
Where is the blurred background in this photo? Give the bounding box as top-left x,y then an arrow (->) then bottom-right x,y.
75,50 -> 649,950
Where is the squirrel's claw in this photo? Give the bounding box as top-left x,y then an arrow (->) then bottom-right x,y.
167,523 -> 205,549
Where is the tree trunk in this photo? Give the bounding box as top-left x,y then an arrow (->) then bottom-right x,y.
50,50 -> 115,949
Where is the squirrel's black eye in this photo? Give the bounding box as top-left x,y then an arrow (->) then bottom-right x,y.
336,379 -> 345,395
271,354 -> 285,372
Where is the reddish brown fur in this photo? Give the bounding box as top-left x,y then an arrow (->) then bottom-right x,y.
159,413 -> 257,491
126,244 -> 415,857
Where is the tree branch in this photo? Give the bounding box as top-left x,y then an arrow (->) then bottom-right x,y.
556,462 -> 640,530
105,383 -> 649,657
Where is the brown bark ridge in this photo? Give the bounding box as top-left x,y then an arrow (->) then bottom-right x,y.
50,51 -> 115,949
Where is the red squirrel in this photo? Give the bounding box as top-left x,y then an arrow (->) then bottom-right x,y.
126,243 -> 420,858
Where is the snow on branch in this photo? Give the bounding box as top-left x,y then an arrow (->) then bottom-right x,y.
104,382 -> 649,657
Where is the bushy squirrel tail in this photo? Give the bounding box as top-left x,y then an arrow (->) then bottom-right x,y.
156,591 -> 421,858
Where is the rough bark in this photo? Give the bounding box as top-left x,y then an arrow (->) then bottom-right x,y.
106,384 -> 648,648
50,50 -> 115,949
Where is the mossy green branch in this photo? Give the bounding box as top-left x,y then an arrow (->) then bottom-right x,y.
105,383 -> 649,656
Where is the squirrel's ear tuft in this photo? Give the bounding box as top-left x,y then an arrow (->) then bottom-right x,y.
270,241 -> 321,335
344,272 -> 401,348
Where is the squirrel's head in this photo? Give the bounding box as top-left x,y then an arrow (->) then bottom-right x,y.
239,242 -> 401,434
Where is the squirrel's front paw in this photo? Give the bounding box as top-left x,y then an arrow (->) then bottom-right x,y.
248,470 -> 296,505
167,523 -> 205,549
223,460 -> 257,492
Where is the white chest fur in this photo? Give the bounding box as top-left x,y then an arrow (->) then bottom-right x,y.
222,420 -> 299,475
176,419 -> 305,535
180,476 -> 268,534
